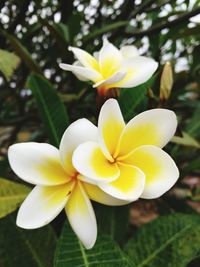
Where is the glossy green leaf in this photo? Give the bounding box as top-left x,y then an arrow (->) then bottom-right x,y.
28,74 -> 69,147
0,178 -> 30,219
0,214 -> 57,267
54,222 -> 134,267
125,213 -> 200,267
0,49 -> 20,81
119,76 -> 156,121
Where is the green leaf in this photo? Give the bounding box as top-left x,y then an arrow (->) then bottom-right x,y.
0,49 -> 20,81
82,21 -> 128,43
125,213 -> 200,267
0,213 -> 57,267
0,30 -> 42,74
96,205 -> 129,244
0,178 -> 30,219
28,74 -> 69,147
54,222 -> 134,267
186,104 -> 200,138
171,132 -> 200,149
119,76 -> 156,121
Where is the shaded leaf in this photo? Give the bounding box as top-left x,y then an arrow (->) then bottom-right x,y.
125,213 -> 200,267
39,19 -> 70,56
186,104 -> 200,138
0,213 -> 57,267
96,205 -> 129,244
0,178 -> 30,219
0,49 -> 20,81
54,222 -> 134,267
28,74 -> 69,147
119,76 -> 156,121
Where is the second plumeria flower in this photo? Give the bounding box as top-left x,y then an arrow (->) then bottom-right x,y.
59,38 -> 158,95
73,99 -> 179,200
8,119 -> 126,249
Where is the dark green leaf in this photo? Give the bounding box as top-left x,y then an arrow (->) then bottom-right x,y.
119,76 -> 156,121
28,74 -> 69,147
96,205 -> 129,244
0,213 -> 57,267
125,213 -> 200,267
54,222 -> 134,267
186,104 -> 200,138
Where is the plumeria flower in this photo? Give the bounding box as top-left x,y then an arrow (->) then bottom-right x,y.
73,99 -> 179,201
59,38 -> 158,95
8,119 -> 127,249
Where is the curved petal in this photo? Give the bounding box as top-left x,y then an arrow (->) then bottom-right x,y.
8,143 -> 69,186
116,109 -> 177,158
72,61 -> 89,81
59,63 -> 102,83
93,51 -> 100,61
98,99 -> 125,161
66,182 -> 97,249
120,45 -> 139,59
99,163 -> 145,201
17,182 -> 74,229
123,145 -> 179,199
83,182 -> 128,206
93,70 -> 127,89
69,46 -> 99,71
59,119 -> 98,176
99,39 -> 123,79
111,56 -> 158,88
72,141 -> 120,183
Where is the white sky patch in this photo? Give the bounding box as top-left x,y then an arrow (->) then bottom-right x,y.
190,14 -> 200,23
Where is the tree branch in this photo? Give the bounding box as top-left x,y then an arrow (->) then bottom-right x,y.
128,6 -> 200,37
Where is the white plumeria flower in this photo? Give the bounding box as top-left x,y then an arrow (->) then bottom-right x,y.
59,38 -> 158,95
8,119 -> 127,249
73,99 -> 179,201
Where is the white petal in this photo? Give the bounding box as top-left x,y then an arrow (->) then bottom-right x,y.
93,51 -> 100,61
120,45 -> 139,59
66,182 -> 97,249
69,46 -> 99,71
123,145 -> 179,199
73,141 -> 120,183
117,108 -> 177,157
8,143 -> 69,186
72,61 -> 89,81
93,70 -> 127,88
98,99 -> 125,161
83,182 -> 128,206
17,182 -> 74,229
112,56 -> 158,88
59,63 -> 102,83
99,39 -> 123,78
59,119 -> 98,175
99,163 -> 145,201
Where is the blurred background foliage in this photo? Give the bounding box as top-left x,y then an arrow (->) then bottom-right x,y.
0,0 -> 200,266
